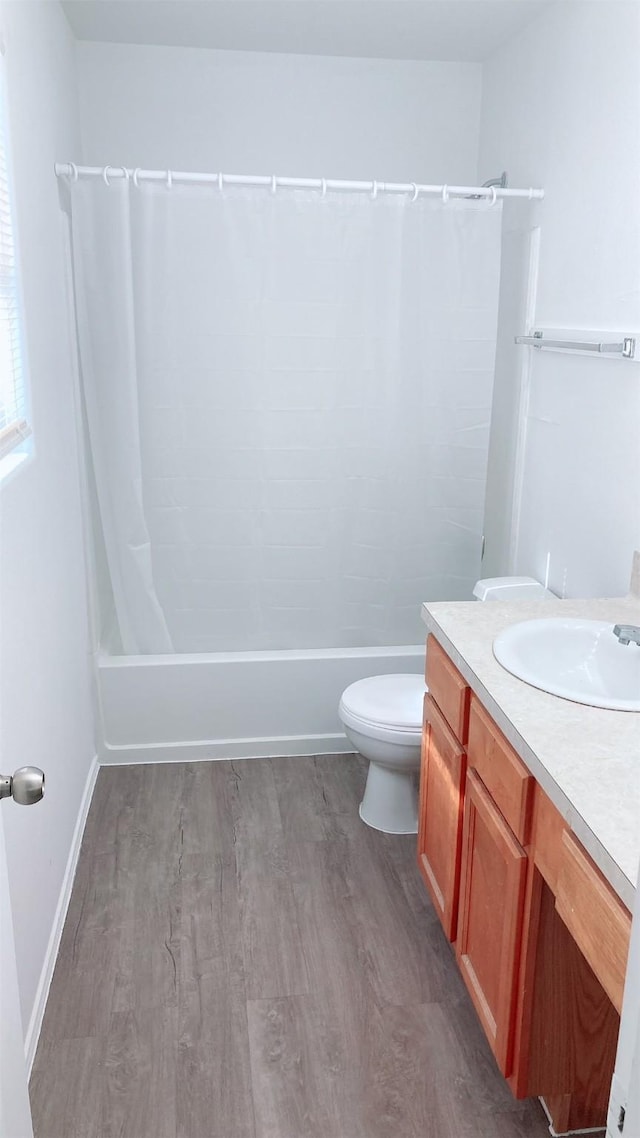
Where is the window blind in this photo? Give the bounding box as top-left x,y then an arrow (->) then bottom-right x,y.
0,65 -> 30,462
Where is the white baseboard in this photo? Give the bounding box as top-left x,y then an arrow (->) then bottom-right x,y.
24,754 -> 99,1076
99,732 -> 352,765
540,1095 -> 606,1136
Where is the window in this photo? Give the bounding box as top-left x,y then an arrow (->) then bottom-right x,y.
0,53 -> 31,474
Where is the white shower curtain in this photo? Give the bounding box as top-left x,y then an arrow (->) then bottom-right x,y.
70,179 -> 502,653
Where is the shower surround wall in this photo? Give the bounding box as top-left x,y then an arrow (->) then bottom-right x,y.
71,41 -> 494,759
71,181 -> 501,654
74,41 -> 487,654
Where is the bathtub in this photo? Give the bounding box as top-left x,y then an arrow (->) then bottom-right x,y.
97,644 -> 426,764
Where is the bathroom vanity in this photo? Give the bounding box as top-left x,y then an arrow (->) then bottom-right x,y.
419,595 -> 640,1135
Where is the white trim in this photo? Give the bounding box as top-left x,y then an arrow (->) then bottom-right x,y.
540,1094 -> 607,1136
99,734 -> 352,765
24,755 -> 99,1076
0,51 -> 33,469
0,446 -> 30,486
509,224 -> 540,574
98,644 -> 426,667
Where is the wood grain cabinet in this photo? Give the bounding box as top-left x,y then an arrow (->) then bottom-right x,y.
555,829 -> 631,1014
424,634 -> 470,743
417,695 -> 466,941
418,635 -> 632,1135
418,638 -> 470,942
456,769 -> 527,1077
467,697 -> 533,845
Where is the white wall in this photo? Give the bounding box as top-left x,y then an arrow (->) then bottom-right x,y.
479,0 -> 640,596
0,0 -> 96,1041
76,41 -> 482,183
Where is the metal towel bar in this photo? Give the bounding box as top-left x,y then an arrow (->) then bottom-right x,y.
515,330 -> 636,359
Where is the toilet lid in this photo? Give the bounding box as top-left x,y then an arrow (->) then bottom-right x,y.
339,674 -> 426,732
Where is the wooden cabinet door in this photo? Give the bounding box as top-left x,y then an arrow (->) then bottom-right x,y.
456,769 -> 528,1077
425,635 -> 470,743
417,695 -> 466,942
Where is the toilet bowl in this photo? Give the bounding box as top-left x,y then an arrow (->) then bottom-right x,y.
339,576 -> 554,835
339,674 -> 426,834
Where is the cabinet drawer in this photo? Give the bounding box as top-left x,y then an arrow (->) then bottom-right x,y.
425,635 -> 470,744
468,697 -> 533,845
530,784 -> 566,892
555,830 -> 631,1014
418,695 -> 466,941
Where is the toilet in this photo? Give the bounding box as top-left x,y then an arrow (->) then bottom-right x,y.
339,575 -> 553,834
339,673 -> 426,834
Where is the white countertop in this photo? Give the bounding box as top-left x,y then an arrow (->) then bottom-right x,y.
421,594 -> 640,910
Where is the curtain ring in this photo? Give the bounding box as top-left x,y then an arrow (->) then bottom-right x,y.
490,186 -> 497,206
218,172 -> 224,192
133,168 -> 141,188
120,166 -> 130,182
371,180 -> 378,200
102,165 -> 115,186
68,162 -> 79,182
441,184 -> 449,203
166,169 -> 173,189
411,183 -> 420,203
321,178 -> 327,199
271,175 -> 277,195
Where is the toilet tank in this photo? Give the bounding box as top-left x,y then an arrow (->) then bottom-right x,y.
473,576 -> 554,602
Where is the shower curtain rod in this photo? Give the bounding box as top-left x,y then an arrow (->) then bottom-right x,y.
54,163 -> 545,201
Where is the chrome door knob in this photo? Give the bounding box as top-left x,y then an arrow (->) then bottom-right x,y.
0,766 -> 45,805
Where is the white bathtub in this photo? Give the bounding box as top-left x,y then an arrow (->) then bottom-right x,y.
97,644 -> 426,764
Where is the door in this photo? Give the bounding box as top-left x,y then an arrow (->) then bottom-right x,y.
607,856 -> 640,1137
456,768 -> 528,1077
0,806 -> 34,1138
417,695 -> 466,941
622,1016 -> 640,1137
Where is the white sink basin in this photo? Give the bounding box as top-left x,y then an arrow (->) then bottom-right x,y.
493,618 -> 640,711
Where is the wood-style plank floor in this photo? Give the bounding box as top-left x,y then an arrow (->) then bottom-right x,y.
30,756 -> 551,1138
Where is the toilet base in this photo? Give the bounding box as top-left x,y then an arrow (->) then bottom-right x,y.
359,761 -> 419,835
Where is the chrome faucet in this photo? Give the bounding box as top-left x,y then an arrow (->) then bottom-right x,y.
613,624 -> 640,646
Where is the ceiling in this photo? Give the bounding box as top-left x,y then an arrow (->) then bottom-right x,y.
61,0 -> 550,63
